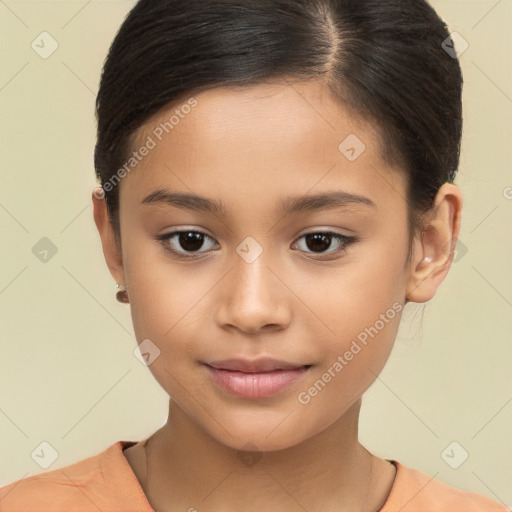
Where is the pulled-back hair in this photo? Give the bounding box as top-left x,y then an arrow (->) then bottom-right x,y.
94,0 -> 463,260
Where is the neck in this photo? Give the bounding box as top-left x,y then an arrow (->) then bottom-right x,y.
138,398 -> 394,512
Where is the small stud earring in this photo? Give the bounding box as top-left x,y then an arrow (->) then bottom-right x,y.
116,283 -> 129,303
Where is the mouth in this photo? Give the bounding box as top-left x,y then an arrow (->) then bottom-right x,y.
204,358 -> 312,399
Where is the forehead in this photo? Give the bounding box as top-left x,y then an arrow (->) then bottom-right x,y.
136,79 -> 378,153
122,79 -> 407,217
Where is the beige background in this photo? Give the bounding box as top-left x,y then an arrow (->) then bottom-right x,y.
0,0 -> 511,506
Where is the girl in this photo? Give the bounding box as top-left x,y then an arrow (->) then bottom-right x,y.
1,0 -> 508,510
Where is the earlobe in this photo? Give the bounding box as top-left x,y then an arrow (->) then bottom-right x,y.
91,187 -> 125,286
405,183 -> 463,303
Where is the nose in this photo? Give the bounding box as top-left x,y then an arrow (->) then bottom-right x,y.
214,247 -> 291,335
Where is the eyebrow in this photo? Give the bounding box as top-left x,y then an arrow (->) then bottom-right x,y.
141,189 -> 376,217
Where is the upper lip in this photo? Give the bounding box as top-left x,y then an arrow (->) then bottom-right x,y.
206,358 -> 309,373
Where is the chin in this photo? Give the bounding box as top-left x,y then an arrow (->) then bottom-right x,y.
214,429 -> 306,453
200,409 -> 317,453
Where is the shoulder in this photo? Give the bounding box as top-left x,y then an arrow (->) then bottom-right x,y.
0,440 -> 151,511
382,460 -> 508,512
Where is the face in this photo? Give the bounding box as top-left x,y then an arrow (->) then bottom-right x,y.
109,79 -> 414,451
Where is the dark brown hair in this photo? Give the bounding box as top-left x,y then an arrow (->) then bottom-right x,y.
94,0 -> 463,261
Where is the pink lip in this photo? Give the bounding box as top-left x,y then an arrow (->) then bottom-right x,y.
205,359 -> 311,399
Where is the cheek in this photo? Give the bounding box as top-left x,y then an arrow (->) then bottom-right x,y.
324,301 -> 402,387
121,231 -> 200,337
300,254 -> 406,342
302,251 -> 406,410
123,252 -> 218,402
296,307 -> 402,433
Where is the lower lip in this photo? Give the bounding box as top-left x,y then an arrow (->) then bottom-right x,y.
205,365 -> 310,399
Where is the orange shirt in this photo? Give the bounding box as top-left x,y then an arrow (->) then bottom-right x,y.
0,440 -> 508,511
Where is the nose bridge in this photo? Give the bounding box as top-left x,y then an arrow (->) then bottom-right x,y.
232,236 -> 279,304
215,236 -> 290,332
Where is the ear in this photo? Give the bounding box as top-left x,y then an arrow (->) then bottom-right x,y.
92,187 -> 126,286
406,183 -> 463,303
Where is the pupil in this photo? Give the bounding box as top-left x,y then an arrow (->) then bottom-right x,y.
176,232 -> 334,254
306,233 -> 331,252
180,232 -> 204,252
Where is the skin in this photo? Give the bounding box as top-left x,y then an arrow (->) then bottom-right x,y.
93,78 -> 463,512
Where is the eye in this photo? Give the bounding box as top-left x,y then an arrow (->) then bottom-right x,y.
157,230 -> 217,258
156,229 -> 358,259
293,231 -> 358,257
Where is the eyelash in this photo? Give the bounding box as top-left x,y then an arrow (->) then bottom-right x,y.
156,229 -> 358,260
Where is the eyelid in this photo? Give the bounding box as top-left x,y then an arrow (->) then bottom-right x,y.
156,227 -> 358,259
292,231 -> 357,258
156,229 -> 218,257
